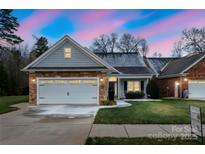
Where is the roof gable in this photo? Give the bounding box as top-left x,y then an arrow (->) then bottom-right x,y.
147,57 -> 179,74
159,53 -> 205,78
23,35 -> 119,72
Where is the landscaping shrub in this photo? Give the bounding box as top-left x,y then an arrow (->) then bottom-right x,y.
125,91 -> 145,99
146,79 -> 159,99
101,100 -> 116,106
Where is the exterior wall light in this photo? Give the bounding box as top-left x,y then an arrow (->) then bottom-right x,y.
175,82 -> 179,86
100,78 -> 104,82
32,79 -> 36,83
184,78 -> 188,82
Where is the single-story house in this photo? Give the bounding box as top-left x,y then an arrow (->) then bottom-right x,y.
148,53 -> 205,99
23,35 -> 205,106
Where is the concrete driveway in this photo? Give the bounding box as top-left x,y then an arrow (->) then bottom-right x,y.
0,103 -> 94,145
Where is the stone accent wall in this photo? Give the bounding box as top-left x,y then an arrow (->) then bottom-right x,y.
29,71 -> 108,105
157,58 -> 205,97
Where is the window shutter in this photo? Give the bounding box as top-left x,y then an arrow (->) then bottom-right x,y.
124,81 -> 127,92
141,81 -> 144,92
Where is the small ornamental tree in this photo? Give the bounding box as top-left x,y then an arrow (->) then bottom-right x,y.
146,79 -> 159,99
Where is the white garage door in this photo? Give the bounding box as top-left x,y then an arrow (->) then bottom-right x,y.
189,80 -> 205,99
38,78 -> 98,105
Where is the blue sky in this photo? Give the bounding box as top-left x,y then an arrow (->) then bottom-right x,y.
13,9 -> 205,56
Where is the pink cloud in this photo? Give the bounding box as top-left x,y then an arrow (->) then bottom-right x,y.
149,35 -> 180,56
80,10 -> 116,23
136,10 -> 205,38
73,14 -> 135,41
17,10 -> 62,39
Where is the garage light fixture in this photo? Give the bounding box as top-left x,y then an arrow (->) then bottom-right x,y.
100,78 -> 104,82
175,82 -> 179,86
32,79 -> 36,83
184,78 -> 188,82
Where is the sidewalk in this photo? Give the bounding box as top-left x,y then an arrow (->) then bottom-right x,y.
89,124 -> 205,138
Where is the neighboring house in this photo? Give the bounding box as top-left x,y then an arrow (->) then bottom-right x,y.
148,53 -> 205,99
23,35 -> 205,106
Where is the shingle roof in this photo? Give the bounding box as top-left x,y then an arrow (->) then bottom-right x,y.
95,53 -> 146,67
114,67 -> 154,75
147,57 -> 179,74
159,53 -> 205,78
95,52 -> 153,75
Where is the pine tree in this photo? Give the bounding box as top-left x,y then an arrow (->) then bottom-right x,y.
0,9 -> 23,48
0,61 -> 9,95
30,36 -> 49,59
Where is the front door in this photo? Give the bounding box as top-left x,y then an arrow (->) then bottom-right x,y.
108,82 -> 115,100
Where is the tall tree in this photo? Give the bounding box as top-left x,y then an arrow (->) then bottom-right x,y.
90,33 -> 148,56
90,33 -> 118,53
117,33 -> 148,56
152,52 -> 162,57
0,9 -> 23,49
30,36 -> 49,59
0,61 -> 9,95
171,41 -> 183,57
182,28 -> 205,53
172,27 -> 205,56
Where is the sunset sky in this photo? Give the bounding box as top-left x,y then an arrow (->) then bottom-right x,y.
13,9 -> 205,56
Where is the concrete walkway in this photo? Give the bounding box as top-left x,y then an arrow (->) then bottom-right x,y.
89,124 -> 205,138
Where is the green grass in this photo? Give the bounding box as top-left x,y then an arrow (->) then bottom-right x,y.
86,137 -> 204,145
94,99 -> 205,124
0,95 -> 28,114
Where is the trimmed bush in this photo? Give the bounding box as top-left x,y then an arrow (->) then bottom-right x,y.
125,91 -> 145,99
101,100 -> 116,106
146,79 -> 159,99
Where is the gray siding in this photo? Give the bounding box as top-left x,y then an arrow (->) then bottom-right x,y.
33,40 -> 103,68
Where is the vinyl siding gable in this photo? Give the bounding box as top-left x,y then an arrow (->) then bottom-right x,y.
33,40 -> 104,68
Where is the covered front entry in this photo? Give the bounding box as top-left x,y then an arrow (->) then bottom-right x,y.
37,78 -> 99,105
117,77 -> 149,99
188,80 -> 205,99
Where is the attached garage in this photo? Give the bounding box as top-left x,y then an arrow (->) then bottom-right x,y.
37,78 -> 99,105
189,80 -> 205,99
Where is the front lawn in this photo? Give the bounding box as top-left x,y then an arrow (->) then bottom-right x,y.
94,99 -> 205,124
0,95 -> 28,114
86,137 -> 204,145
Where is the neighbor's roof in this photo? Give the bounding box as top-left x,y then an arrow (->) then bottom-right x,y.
95,52 -> 153,75
159,53 -> 205,78
147,57 -> 179,74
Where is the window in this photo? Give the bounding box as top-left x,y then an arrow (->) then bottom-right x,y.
108,76 -> 117,82
64,48 -> 71,59
127,81 -> 140,92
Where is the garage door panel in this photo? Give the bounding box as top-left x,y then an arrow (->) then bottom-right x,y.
189,80 -> 205,99
38,78 -> 98,105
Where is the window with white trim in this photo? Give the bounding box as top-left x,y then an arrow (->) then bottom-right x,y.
127,81 -> 140,92
64,48 -> 71,59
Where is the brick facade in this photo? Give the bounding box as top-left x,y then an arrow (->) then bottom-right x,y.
157,58 -> 205,97
29,71 -> 108,105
